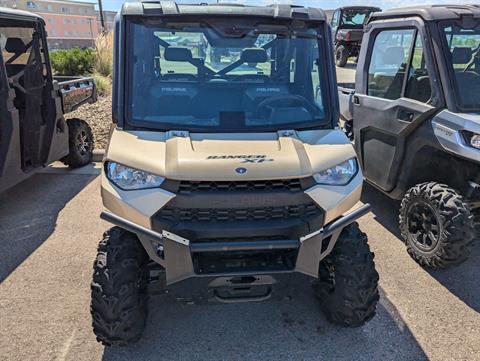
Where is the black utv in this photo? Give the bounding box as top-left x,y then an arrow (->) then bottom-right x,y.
339,5 -> 480,268
0,8 -> 96,193
330,6 -> 381,67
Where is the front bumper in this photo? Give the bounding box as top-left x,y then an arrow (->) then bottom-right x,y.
100,203 -> 371,285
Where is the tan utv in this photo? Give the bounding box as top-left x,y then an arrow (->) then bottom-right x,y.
90,1 -> 379,346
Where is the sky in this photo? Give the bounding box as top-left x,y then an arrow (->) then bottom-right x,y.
84,0 -> 477,13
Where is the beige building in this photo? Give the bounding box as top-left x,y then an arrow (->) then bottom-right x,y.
0,0 -> 99,48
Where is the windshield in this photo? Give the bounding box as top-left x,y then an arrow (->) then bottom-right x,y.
340,10 -> 372,27
126,18 -> 329,132
442,21 -> 480,112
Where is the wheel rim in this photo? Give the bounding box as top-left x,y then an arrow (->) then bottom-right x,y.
336,49 -> 342,61
407,202 -> 441,252
75,130 -> 90,156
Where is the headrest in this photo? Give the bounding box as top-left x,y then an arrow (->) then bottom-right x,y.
5,38 -> 27,54
451,47 -> 472,64
240,48 -> 268,63
382,46 -> 405,65
164,46 -> 193,62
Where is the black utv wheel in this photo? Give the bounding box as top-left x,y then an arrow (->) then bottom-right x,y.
399,182 -> 474,269
314,222 -> 379,327
61,118 -> 93,168
91,227 -> 149,346
335,45 -> 349,67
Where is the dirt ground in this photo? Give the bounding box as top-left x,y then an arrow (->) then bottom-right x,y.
66,96 -> 113,149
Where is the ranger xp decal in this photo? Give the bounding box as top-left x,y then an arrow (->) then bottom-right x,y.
207,155 -> 274,163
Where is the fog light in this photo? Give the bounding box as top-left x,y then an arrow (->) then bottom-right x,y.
471,134 -> 480,149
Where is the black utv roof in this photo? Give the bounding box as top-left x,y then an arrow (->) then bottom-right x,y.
0,7 -> 44,22
370,5 -> 480,22
120,1 -> 326,21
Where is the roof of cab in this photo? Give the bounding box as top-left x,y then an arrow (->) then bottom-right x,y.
337,6 -> 381,11
370,5 -> 480,22
120,1 -> 326,21
0,6 -> 44,22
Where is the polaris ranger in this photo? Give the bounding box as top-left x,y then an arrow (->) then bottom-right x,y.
330,6 -> 381,67
91,1 -> 379,346
339,5 -> 480,268
0,8 -> 96,193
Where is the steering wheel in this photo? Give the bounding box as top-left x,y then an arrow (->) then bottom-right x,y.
254,94 -> 318,119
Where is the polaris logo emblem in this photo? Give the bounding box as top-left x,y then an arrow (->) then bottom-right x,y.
235,167 -> 247,175
207,155 -> 274,163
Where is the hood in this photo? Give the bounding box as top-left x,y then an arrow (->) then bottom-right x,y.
105,128 -> 356,181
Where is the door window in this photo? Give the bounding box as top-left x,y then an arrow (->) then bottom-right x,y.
367,29 -> 415,100
405,35 -> 432,103
331,10 -> 339,29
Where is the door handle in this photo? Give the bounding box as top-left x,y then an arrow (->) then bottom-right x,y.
353,95 -> 360,105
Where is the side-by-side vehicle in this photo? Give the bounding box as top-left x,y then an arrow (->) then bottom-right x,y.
0,8 -> 95,193
339,5 -> 480,268
330,6 -> 381,67
90,1 -> 379,346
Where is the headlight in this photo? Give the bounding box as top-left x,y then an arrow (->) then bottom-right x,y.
106,162 -> 164,190
313,158 -> 358,185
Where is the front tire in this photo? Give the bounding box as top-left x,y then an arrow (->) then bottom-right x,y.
314,223 -> 379,327
335,45 -> 349,67
61,118 -> 93,168
91,227 -> 149,346
399,182 -> 474,269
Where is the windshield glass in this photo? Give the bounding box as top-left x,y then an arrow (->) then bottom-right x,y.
340,10 -> 372,27
442,21 -> 480,111
126,18 -> 329,131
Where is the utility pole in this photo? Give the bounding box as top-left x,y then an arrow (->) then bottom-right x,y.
98,0 -> 105,32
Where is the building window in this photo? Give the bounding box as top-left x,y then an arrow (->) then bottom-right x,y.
47,18 -> 54,24
72,18 -> 76,24
61,7 -> 69,13
26,1 -> 36,9
47,5 -> 52,11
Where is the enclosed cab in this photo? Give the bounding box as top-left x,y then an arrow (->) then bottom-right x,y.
330,6 -> 381,67
91,1 -> 379,345
0,8 -> 95,193
340,5 -> 480,268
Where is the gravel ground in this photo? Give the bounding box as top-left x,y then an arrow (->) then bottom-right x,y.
66,96 -> 113,150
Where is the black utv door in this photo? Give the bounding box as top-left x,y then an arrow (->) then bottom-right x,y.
353,21 -> 441,192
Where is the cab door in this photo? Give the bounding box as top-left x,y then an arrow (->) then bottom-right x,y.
353,20 -> 442,192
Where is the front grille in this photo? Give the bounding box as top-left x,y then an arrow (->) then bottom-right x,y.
157,202 -> 321,222
177,179 -> 303,194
